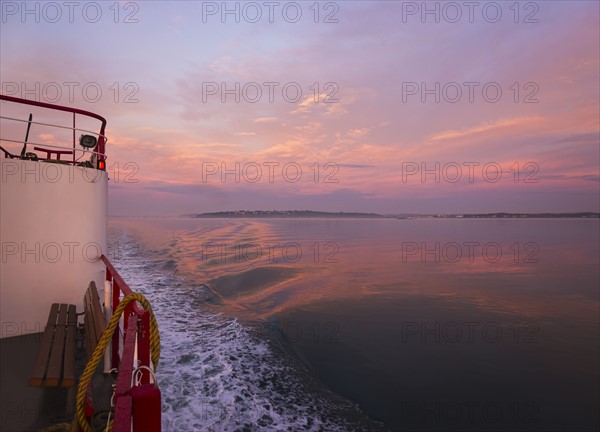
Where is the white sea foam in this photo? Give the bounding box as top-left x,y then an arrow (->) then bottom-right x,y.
108,234 -> 380,432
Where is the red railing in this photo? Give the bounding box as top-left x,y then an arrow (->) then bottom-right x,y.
0,94 -> 107,165
101,255 -> 161,432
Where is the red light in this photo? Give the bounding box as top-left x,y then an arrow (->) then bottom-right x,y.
98,160 -> 106,170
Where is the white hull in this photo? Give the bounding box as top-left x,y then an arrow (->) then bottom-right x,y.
0,158 -> 107,338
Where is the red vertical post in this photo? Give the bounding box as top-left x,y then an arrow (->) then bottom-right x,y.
137,311 -> 150,384
132,383 -> 161,432
72,112 -> 76,164
131,312 -> 160,432
98,123 -> 106,167
113,318 -> 137,432
124,303 -> 132,335
111,270 -> 120,369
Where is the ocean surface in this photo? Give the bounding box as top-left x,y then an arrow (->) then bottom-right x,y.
107,217 -> 599,431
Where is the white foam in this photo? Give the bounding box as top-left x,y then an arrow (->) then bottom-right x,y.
108,234 -> 375,432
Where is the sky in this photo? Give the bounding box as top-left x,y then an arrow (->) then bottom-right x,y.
1,0 -> 599,216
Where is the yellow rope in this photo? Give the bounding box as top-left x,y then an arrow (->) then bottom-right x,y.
75,293 -> 160,432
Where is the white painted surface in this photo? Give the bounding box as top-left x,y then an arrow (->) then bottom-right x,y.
0,158 -> 107,338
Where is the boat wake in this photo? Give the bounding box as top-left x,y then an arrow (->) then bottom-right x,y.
108,231 -> 385,431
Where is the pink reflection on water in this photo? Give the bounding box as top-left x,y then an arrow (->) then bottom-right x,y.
109,217 -> 599,324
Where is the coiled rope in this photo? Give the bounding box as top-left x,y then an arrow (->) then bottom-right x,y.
74,293 -> 160,432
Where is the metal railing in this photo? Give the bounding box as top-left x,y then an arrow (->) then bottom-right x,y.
100,255 -> 161,431
0,94 -> 108,166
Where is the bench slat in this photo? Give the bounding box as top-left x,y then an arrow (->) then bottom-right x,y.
82,281 -> 107,420
62,304 -> 77,387
84,282 -> 106,356
45,303 -> 69,386
29,304 -> 59,387
85,307 -> 95,356
84,285 -> 94,355
47,303 -> 59,326
92,290 -> 105,340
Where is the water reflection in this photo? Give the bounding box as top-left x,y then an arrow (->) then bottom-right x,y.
109,217 -> 599,431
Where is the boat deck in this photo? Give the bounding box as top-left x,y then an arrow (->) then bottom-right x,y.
1,331 -> 115,432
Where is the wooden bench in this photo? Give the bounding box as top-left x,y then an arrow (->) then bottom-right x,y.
29,303 -> 77,387
29,281 -> 107,388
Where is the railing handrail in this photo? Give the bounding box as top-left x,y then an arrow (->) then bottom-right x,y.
0,94 -> 107,158
0,115 -> 109,142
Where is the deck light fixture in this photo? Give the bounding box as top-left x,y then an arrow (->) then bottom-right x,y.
79,134 -> 97,148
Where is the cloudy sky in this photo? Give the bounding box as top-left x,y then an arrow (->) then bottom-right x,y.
1,1 -> 598,215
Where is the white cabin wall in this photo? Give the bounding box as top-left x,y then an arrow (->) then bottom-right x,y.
0,158 -> 107,338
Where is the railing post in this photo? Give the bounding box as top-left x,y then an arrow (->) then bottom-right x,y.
138,311 -> 150,384
113,318 -> 138,432
72,112 -> 76,164
111,270 -> 120,370
124,303 -> 133,337
103,280 -> 112,374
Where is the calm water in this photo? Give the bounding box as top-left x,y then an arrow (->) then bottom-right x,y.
108,217 -> 599,431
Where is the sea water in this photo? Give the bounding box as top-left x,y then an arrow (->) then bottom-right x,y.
108,217 -> 599,431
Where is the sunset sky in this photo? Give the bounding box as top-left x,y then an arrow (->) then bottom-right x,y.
1,1 -> 598,216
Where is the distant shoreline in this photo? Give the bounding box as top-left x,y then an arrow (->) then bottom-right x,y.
182,211 -> 600,219
183,210 -> 385,218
